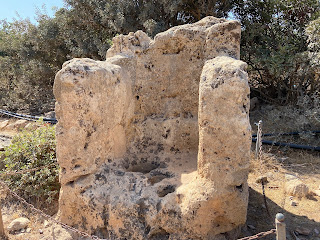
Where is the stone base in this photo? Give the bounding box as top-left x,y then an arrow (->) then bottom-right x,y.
58,152 -> 247,239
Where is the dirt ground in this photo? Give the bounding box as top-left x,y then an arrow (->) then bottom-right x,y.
243,104 -> 320,240
242,149 -> 320,240
0,107 -> 320,240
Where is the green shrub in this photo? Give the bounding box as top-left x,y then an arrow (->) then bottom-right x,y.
0,122 -> 59,210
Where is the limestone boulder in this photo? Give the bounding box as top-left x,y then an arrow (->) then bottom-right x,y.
285,179 -> 309,198
7,217 -> 30,232
54,16 -> 250,240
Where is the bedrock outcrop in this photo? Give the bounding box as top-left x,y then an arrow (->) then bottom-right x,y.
53,16 -> 251,240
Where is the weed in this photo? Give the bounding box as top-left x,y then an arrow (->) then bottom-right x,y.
0,122 -> 59,211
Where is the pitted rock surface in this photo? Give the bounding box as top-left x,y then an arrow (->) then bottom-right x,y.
54,16 -> 251,240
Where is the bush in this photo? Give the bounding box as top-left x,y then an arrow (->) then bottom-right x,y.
234,0 -> 320,104
0,122 -> 59,211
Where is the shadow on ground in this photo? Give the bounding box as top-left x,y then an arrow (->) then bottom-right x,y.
240,187 -> 320,240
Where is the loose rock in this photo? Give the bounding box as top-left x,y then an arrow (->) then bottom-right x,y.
295,226 -> 311,236
44,111 -> 55,119
247,224 -> 256,230
7,217 -> 30,232
285,179 -> 309,198
290,200 -> 298,206
43,220 -> 51,228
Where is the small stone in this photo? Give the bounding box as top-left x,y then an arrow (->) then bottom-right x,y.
314,228 -> 320,235
7,217 -> 30,232
290,201 -> 298,206
256,176 -> 268,184
20,228 -> 25,233
39,229 -> 43,234
26,228 -> 32,233
247,224 -> 256,230
285,179 -> 309,198
43,220 -> 51,228
295,226 -> 311,236
44,111 -> 55,119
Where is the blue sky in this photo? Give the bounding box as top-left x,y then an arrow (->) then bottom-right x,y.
0,0 -> 65,23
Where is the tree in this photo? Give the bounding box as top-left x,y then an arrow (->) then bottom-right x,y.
233,0 -> 320,104
60,0 -> 236,59
2,0 -> 319,113
0,16 -> 69,113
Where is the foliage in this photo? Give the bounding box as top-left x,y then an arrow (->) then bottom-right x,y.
59,0 -> 236,58
0,123 -> 59,209
0,0 -> 237,113
0,16 -> 69,113
1,0 -> 320,111
306,16 -> 320,74
233,0 -> 320,104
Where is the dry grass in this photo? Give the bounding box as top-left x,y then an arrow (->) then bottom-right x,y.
246,100 -> 320,239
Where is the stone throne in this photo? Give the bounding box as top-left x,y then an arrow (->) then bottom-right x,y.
53,17 -> 251,240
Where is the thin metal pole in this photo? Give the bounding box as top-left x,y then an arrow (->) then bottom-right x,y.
275,213 -> 286,240
255,120 -> 262,159
0,205 -> 5,237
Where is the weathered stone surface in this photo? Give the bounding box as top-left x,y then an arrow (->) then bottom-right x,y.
0,134 -> 11,151
295,226 -> 311,236
285,179 -> 309,198
7,217 -> 30,232
0,120 -> 9,129
50,224 -> 73,240
54,17 -> 250,240
44,111 -> 56,119
6,119 -> 28,130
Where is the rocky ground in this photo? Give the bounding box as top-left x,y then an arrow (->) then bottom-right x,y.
0,110 -> 320,240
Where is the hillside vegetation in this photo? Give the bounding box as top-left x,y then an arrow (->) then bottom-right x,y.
1,0 -> 320,113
